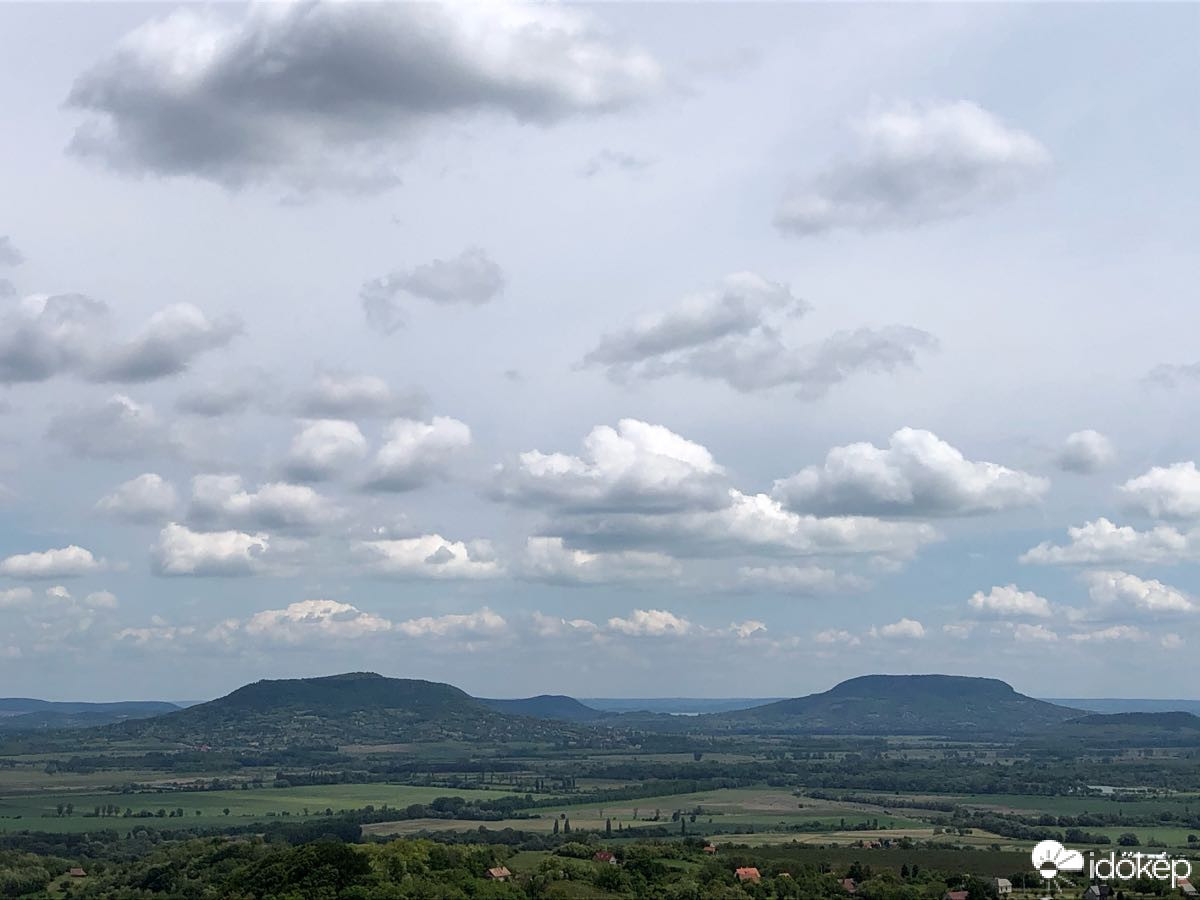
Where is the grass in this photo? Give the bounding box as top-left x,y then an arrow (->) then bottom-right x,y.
0,783 -> 524,834
365,787 -> 928,838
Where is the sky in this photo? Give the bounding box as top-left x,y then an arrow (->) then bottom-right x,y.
0,2 -> 1197,701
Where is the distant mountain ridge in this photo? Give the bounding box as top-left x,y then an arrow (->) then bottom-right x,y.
1068,711 -> 1200,730
1048,697 -> 1200,716
22,673 -> 1198,747
0,698 -> 179,732
717,674 -> 1083,735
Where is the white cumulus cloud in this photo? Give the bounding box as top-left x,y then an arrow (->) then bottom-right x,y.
773,428 -> 1048,517
96,473 -> 177,522
1119,461 -> 1200,520
968,584 -> 1052,618
356,534 -> 501,579
284,419 -> 368,482
367,416 -> 471,491
1082,570 -> 1194,614
607,608 -> 692,637
1021,518 -> 1199,566
152,522 -> 270,576
0,545 -> 105,579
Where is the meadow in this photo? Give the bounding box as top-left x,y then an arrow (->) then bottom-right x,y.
0,783 -> 523,834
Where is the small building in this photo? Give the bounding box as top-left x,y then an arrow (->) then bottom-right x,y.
735,867 -> 761,883
992,877 -> 1012,896
841,878 -> 858,894
593,851 -> 617,865
68,868 -> 87,878
1180,878 -> 1198,897
485,866 -> 511,882
1083,887 -> 1114,900
943,891 -> 970,900
702,844 -> 718,854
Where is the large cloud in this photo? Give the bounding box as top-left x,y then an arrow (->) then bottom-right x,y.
0,295 -> 238,385
494,418 -> 727,513
775,100 -> 1050,235
67,3 -> 662,192
1055,430 -> 1114,474
284,419 -> 368,482
772,428 -> 1048,517
1119,461 -> 1200,520
152,522 -> 270,576
96,473 -> 177,522
366,416 -> 472,491
189,475 -> 340,532
1021,518 -> 1200,565
520,536 -> 680,585
0,545 -> 105,579
582,273 -> 935,397
362,247 -> 505,334
355,534 -> 501,579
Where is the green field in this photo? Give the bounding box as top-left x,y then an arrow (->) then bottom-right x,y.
0,783 -> 523,834
365,787 -> 928,839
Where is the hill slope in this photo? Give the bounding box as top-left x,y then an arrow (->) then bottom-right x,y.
720,674 -> 1081,735
478,694 -> 608,722
109,673 -> 581,749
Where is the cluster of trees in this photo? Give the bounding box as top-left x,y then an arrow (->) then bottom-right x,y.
5,833 -> 1010,900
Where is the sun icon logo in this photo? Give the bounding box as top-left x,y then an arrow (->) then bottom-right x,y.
1032,840 -> 1085,881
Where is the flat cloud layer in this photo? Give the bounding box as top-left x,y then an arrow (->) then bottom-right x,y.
67,3 -> 662,191
776,100 -> 1050,234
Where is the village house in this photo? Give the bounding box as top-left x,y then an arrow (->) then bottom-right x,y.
1180,879 -> 1198,898
735,867 -> 761,883
702,844 -> 717,854
840,877 -> 858,893
485,866 -> 511,882
592,851 -> 617,865
942,891 -> 969,900
992,876 -> 1012,896
68,868 -> 86,878
1083,886 -> 1114,900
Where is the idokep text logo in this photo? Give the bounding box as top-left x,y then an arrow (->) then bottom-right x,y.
1032,839 -> 1193,890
